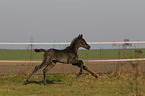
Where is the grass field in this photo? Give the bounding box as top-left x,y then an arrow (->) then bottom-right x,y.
0,48 -> 145,60
0,73 -> 145,96
0,49 -> 145,96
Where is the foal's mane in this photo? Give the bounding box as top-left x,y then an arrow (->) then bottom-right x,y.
65,37 -> 78,49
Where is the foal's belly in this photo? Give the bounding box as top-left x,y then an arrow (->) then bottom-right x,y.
53,51 -> 76,64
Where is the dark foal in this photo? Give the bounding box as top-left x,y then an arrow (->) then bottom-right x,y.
23,34 -> 98,85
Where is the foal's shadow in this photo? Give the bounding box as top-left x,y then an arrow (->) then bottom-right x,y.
29,80 -> 62,85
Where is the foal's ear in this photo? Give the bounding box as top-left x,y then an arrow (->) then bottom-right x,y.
78,34 -> 83,38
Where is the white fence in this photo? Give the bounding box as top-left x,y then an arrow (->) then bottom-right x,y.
0,41 -> 145,45
1,58 -> 145,63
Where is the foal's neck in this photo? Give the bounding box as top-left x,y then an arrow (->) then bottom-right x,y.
70,41 -> 80,53
65,38 -> 80,53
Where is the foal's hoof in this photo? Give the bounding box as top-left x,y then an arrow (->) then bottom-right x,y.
95,76 -> 99,79
76,73 -> 82,78
92,73 -> 99,79
23,80 -> 29,85
76,74 -> 80,78
44,83 -> 49,86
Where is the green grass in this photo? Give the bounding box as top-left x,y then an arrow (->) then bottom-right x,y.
78,48 -> 145,59
0,49 -> 43,60
0,49 -> 145,60
0,74 -> 145,96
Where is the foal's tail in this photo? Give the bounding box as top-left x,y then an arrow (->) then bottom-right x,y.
34,49 -> 47,52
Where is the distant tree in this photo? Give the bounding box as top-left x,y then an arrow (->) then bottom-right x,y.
122,39 -> 132,48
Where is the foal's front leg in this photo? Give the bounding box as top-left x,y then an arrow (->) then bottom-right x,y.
82,66 -> 98,79
76,61 -> 84,77
71,59 -> 98,79
70,59 -> 84,77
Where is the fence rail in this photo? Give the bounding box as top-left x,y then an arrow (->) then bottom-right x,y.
0,41 -> 145,45
1,58 -> 145,63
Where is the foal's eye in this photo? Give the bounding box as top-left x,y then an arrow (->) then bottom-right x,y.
80,41 -> 85,45
80,41 -> 83,44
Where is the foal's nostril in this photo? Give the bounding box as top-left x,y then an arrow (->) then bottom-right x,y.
87,46 -> 91,50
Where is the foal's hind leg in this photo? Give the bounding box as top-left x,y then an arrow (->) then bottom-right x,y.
23,57 -> 51,85
23,62 -> 46,85
43,62 -> 56,85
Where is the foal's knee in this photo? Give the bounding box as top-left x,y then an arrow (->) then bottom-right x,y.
79,60 -> 83,64
79,60 -> 84,67
43,67 -> 48,74
35,64 -> 44,70
78,60 -> 84,67
35,66 -> 39,70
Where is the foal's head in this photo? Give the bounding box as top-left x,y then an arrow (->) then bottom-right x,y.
77,34 -> 90,50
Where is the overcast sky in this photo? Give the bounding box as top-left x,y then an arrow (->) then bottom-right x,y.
0,0 -> 145,43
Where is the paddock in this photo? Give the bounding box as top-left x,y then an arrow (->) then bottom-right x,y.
1,42 -> 145,95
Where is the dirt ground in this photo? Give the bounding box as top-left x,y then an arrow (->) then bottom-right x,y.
0,60 -> 145,75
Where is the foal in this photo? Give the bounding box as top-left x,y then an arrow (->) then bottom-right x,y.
23,34 -> 98,85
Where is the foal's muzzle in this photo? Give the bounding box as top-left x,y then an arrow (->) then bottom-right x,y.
86,45 -> 91,50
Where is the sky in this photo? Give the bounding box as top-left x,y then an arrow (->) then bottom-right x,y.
0,0 -> 145,43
